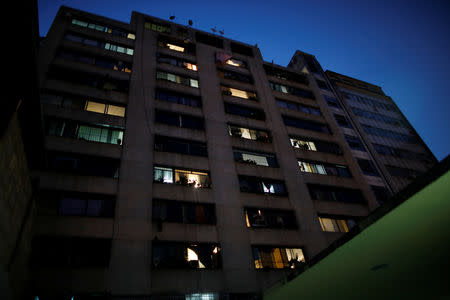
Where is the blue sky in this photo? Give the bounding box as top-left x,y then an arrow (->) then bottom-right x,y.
38,0 -> 450,160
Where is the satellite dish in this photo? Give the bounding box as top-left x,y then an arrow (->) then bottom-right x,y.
169,16 -> 175,20
211,27 -> 217,33
219,30 -> 224,35
188,20 -> 193,26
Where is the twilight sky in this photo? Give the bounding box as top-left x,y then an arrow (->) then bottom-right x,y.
38,0 -> 450,160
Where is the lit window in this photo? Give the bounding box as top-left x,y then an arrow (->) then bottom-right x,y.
167,43 -> 185,52
85,101 -> 106,114
318,217 -> 350,233
252,247 -> 305,269
107,105 -> 126,117
174,169 -> 209,188
153,167 -> 174,183
290,138 -> 317,151
127,33 -> 136,40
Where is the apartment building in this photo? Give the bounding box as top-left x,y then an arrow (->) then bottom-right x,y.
31,6 -> 434,299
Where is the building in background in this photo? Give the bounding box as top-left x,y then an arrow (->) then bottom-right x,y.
28,5 -> 437,299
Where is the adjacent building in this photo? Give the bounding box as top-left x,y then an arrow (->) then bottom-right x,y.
30,6 -> 436,299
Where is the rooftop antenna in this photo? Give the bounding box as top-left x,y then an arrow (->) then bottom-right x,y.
169,16 -> 175,20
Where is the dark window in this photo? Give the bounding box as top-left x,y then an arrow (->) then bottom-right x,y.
217,68 -> 253,84
344,135 -> 366,151
195,32 -> 223,48
362,125 -> 417,143
386,165 -> 421,179
324,96 -> 341,109
316,79 -> 329,90
357,159 -> 379,177
245,208 -> 297,229
276,99 -> 321,116
371,186 -> 390,206
230,42 -> 253,57
307,184 -> 365,204
57,49 -> 132,73
47,66 -> 129,93
155,110 -> 204,130
334,114 -> 353,128
282,116 -> 331,134
47,151 -> 119,178
144,20 -> 171,33
152,199 -> 216,225
37,190 -> 115,218
154,135 -> 207,157
263,64 -> 308,85
152,242 -> 221,269
155,89 -> 201,107
31,236 -> 111,267
270,82 -> 315,100
224,103 -> 265,120
238,175 -> 287,195
233,148 -> 278,167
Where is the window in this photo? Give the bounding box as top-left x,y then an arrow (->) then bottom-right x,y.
373,143 -> 432,163
289,137 -> 342,155
316,79 -> 329,90
226,58 -> 247,68
230,42 -> 253,57
252,246 -> 305,269
362,124 -> 417,143
38,190 -> 115,218
152,199 -> 216,225
298,160 -> 351,178
45,117 -> 124,145
57,50 -> 132,73
233,148 -> 278,167
158,36 -> 196,55
386,165 -> 421,179
371,185 -> 390,205
154,135 -> 208,157
156,71 -> 199,88
308,184 -> 365,204
217,68 -> 253,84
144,21 -> 171,33
85,100 -> 126,117
157,53 -> 198,71
264,65 -> 308,85
334,114 -> 353,128
324,96 -> 341,109
318,216 -> 356,233
155,89 -> 201,107
47,66 -> 130,93
153,166 -> 211,188
195,32 -> 223,48
155,110 -> 204,130
270,82 -> 315,100
64,33 -> 134,55
351,107 -> 408,128
245,208 -> 297,229
32,236 -> 112,267
48,151 -> 120,178
238,175 -> 287,195
282,116 -> 331,134
224,103 -> 265,120
344,135 -> 366,151
221,85 -> 257,100
357,159 -> 379,177
71,18 -> 135,40
276,99 -> 321,116
227,124 -> 271,142
152,242 -> 221,269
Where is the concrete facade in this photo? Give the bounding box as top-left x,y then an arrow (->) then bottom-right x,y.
31,6 -> 435,299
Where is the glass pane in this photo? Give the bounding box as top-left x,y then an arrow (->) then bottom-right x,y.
85,101 -> 106,114
154,167 -> 173,183
59,198 -> 86,216
229,87 -> 248,99
242,153 -> 269,166
190,79 -> 199,88
107,105 -> 126,117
